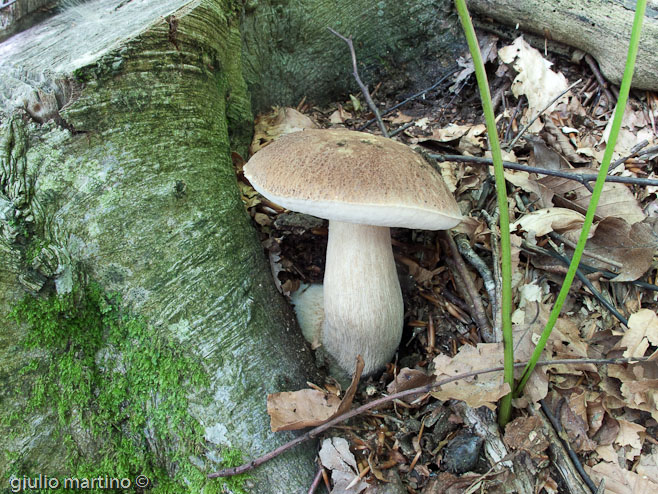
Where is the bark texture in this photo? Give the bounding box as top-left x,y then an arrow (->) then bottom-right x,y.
470,0 -> 658,91
1,1 -> 319,492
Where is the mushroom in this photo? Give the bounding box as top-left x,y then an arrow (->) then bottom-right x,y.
244,129 -> 462,375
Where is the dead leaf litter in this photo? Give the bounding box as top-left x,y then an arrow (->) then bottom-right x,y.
237,33 -> 658,494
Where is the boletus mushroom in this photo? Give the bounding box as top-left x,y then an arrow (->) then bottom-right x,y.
244,129 -> 462,375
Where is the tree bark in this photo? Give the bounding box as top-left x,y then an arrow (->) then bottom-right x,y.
1,1 -> 320,492
469,0 -> 658,91
0,0 -> 466,491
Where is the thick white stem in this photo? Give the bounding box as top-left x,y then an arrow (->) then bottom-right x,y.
322,221 -> 403,375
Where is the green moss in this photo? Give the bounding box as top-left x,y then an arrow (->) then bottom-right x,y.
4,283 -> 248,493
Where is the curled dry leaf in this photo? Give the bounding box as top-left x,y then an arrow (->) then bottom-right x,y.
386,367 -> 435,404
249,107 -> 317,154
512,207 -> 585,237
538,170 -> 645,225
498,37 -> 569,133
319,437 -> 369,494
607,362 -> 658,421
617,309 -> 658,358
431,343 -> 510,410
577,217 -> 658,282
586,459 -> 658,494
267,356 -> 364,431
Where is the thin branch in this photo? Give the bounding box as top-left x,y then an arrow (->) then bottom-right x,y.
358,65 -> 461,131
540,399 -> 599,494
327,28 -> 388,137
307,466 -> 325,494
207,357 -> 647,479
444,231 -> 494,342
521,241 -> 629,326
430,153 -> 658,188
482,209 -> 503,342
507,79 -> 582,150
584,54 -> 617,107
610,141 -> 658,171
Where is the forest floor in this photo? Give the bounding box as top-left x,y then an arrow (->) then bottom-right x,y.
237,33 -> 658,494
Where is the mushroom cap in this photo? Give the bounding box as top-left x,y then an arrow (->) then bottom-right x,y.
243,129 -> 462,229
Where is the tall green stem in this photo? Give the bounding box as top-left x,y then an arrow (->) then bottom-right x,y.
515,0 -> 647,394
453,0 -> 514,424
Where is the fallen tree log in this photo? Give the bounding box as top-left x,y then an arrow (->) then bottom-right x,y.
470,0 -> 658,91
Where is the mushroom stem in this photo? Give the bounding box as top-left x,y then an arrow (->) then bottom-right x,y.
322,220 -> 403,375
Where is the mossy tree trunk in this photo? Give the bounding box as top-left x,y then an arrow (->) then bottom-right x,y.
0,0 -> 462,492
0,1 -> 320,492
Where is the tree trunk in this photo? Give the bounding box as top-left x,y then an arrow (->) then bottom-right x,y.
0,0 -> 463,492
1,1 -> 320,492
469,0 -> 658,91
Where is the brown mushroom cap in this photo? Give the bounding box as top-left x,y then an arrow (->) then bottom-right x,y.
243,129 -> 462,230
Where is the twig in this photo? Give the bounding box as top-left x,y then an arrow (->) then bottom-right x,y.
584,55 -> 616,108
389,121 -> 415,137
482,210 -> 503,342
610,141 -> 658,171
327,28 -> 388,137
207,357 -> 647,479
358,65 -> 461,131
540,399 -> 598,494
308,467 -> 324,494
549,231 -> 622,269
429,153 -> 658,188
529,405 -> 592,494
507,79 -> 582,150
444,231 -> 494,342
454,233 -> 497,329
504,97 -> 524,144
521,241 -> 629,326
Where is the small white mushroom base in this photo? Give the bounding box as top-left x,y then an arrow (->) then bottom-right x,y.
322,221 -> 403,375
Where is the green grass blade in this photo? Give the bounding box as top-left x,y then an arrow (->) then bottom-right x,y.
515,0 -> 647,395
453,0 -> 514,424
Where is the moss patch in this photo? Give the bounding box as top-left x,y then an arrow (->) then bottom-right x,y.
4,283 -> 248,493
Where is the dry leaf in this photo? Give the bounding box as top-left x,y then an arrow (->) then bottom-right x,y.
267,356 -> 364,431
539,170 -> 645,225
586,460 -> 658,494
329,106 -> 353,124
267,389 -> 341,431
618,309 -> 658,358
319,437 -> 369,494
384,112 -> 414,124
615,419 -> 645,460
512,207 -> 585,237
431,343 -> 510,410
250,107 -> 317,154
387,368 -> 435,403
498,37 -> 569,133
503,416 -> 550,457
581,218 -> 657,282
637,448 -> 658,485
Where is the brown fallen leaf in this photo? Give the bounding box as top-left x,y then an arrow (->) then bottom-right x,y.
586,460 -> 658,494
267,356 -> 364,431
615,419 -> 645,461
498,37 -> 569,133
386,367 -> 435,404
249,107 -> 317,154
431,343 -> 510,410
539,169 -> 645,225
319,437 -> 369,494
579,217 -> 657,282
503,415 -> 550,458
617,309 -> 658,357
512,207 -> 585,237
